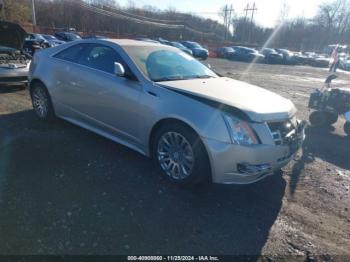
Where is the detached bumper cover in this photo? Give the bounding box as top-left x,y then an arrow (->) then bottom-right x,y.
203,120 -> 306,184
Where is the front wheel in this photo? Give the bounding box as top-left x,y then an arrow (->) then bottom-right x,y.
344,122 -> 350,136
30,82 -> 55,121
152,124 -> 210,185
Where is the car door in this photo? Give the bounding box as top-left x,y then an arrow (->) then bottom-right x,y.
56,43 -> 142,146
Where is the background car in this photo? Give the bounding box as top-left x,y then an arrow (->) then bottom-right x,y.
26,33 -> 50,48
261,48 -> 283,64
216,47 -> 235,58
42,34 -> 66,47
228,46 -> 265,62
168,41 -> 193,56
54,31 -> 82,42
339,56 -> 350,71
309,56 -> 330,68
0,21 -> 30,85
23,40 -> 43,56
181,41 -> 208,60
83,35 -> 106,39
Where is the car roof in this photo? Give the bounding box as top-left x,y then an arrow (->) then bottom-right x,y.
102,38 -> 165,47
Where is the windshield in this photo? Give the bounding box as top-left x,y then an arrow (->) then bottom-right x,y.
222,47 -> 234,52
43,35 -> 57,40
185,42 -> 202,49
172,42 -> 186,49
125,46 -> 217,82
67,33 -> 81,41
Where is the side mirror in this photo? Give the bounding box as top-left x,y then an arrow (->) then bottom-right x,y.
114,62 -> 125,77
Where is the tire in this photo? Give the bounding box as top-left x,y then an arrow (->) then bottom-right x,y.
30,82 -> 55,121
309,111 -> 337,126
152,123 -> 210,185
344,122 -> 350,136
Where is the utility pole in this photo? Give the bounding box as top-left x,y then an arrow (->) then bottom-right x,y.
223,4 -> 234,42
31,0 -> 37,26
223,5 -> 227,41
244,3 -> 250,21
243,2 -> 257,44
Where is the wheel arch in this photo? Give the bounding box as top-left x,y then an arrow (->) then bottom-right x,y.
29,78 -> 56,115
29,78 -> 47,94
148,117 -> 212,180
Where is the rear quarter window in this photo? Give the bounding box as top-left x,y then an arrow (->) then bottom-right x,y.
54,44 -> 86,63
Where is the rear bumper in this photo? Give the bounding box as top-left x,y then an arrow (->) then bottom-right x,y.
203,121 -> 306,184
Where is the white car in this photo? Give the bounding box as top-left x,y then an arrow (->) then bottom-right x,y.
0,21 -> 30,85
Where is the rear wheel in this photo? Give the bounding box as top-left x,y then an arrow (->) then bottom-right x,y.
152,123 -> 210,185
309,111 -> 338,126
30,82 -> 55,121
344,122 -> 350,136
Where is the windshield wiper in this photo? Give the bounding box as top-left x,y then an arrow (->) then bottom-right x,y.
185,75 -> 215,79
153,76 -> 184,82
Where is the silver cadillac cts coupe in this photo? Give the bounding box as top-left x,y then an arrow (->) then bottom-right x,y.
29,39 -> 305,185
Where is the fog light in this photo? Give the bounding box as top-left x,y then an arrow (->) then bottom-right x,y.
237,163 -> 272,175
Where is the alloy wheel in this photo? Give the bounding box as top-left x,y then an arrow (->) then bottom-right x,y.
157,132 -> 194,180
32,87 -> 49,118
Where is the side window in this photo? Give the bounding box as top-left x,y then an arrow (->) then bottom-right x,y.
54,44 -> 86,63
77,44 -> 129,75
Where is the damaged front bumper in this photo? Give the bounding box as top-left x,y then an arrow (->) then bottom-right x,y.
203,119 -> 306,184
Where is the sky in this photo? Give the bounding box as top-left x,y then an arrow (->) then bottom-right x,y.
117,0 -> 325,28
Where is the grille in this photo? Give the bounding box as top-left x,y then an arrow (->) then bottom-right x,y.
268,119 -> 297,146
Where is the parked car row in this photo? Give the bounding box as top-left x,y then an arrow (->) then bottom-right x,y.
0,21 -> 86,85
215,45 -> 350,69
136,37 -> 209,60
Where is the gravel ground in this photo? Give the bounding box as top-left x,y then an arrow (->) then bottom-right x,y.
0,59 -> 349,258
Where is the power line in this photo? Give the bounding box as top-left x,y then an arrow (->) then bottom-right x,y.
76,1 -> 218,37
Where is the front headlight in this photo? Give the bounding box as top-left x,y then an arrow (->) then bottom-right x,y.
222,113 -> 259,145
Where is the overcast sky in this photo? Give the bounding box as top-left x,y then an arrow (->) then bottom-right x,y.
117,0 -> 324,27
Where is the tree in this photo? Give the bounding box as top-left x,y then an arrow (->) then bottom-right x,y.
3,0 -> 31,24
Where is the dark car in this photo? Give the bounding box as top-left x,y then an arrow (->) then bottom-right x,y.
228,46 -> 265,62
26,33 -> 50,48
261,48 -> 283,64
309,56 -> 330,68
83,35 -> 106,39
216,47 -> 235,58
167,41 -> 193,56
275,49 -> 301,65
23,40 -> 43,56
181,41 -> 208,60
42,34 -> 66,47
54,32 -> 81,42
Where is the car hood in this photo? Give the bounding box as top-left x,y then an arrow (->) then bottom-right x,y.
160,77 -> 296,122
0,21 -> 27,50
